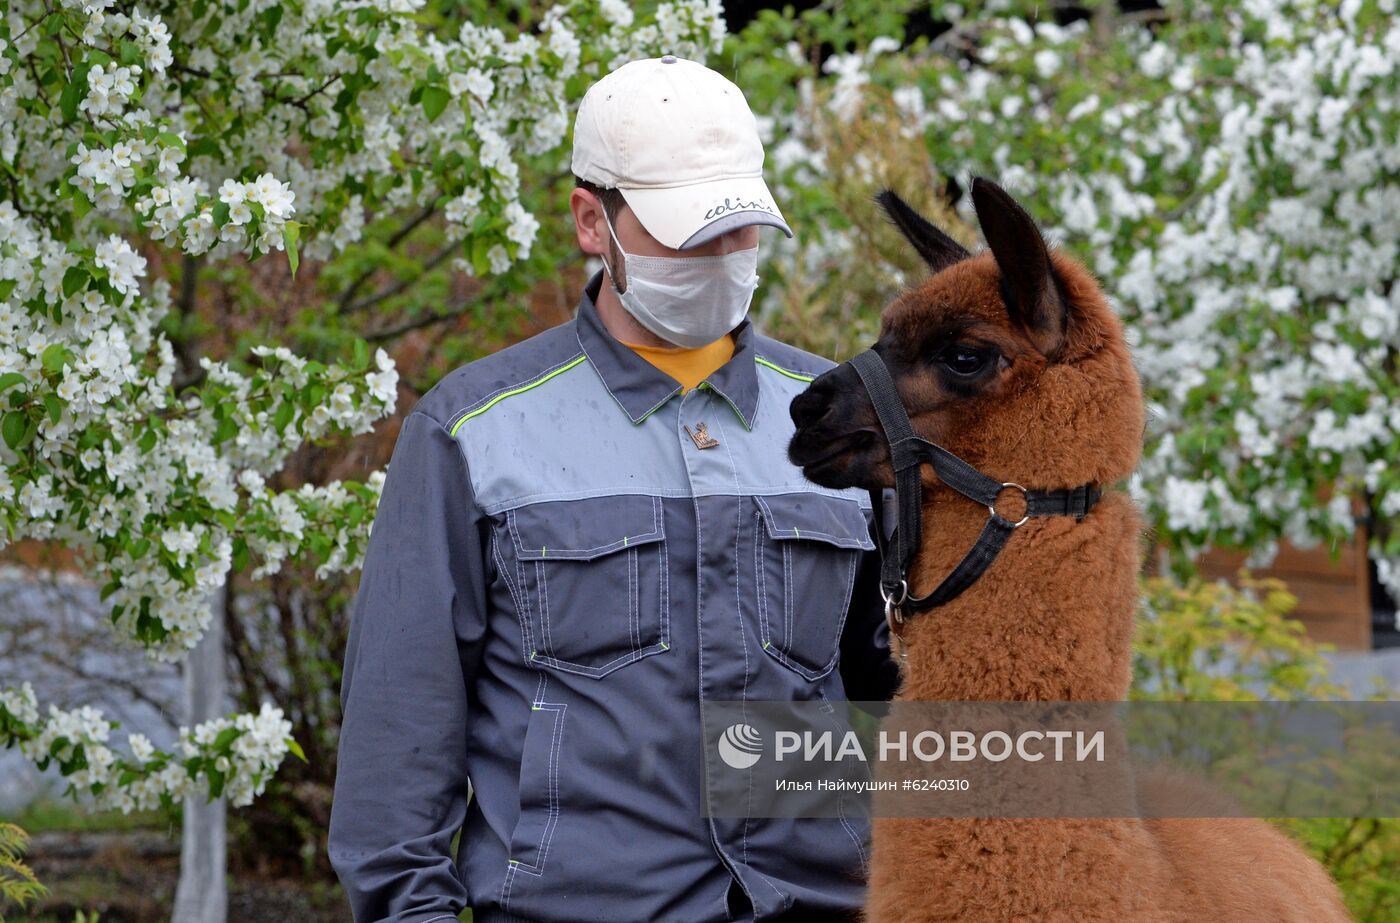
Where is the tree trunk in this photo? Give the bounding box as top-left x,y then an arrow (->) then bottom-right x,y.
172,581 -> 228,922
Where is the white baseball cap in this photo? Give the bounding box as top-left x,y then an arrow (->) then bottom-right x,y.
571,55 -> 794,250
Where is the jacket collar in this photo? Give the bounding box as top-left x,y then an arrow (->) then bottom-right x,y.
574,268 -> 761,430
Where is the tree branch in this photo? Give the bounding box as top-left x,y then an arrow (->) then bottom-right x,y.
36,648 -> 181,734
171,253 -> 206,392
335,204 -> 439,312
343,240 -> 459,315
363,296 -> 479,342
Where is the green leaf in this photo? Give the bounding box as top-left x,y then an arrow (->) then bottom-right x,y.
1,411 -> 25,450
469,236 -> 490,277
332,72 -> 362,115
212,201 -> 230,226
308,532 -> 331,560
0,372 -> 26,393
0,279 -> 15,301
420,85 -> 450,122
63,266 -> 89,297
260,4 -> 283,35
41,343 -> 69,374
213,414 -> 238,444
71,188 -> 92,221
273,399 -> 295,433
189,136 -> 221,159
283,221 -> 301,279
213,726 -> 240,752
352,338 -> 368,371
60,75 -> 83,124
138,425 -> 157,453
43,393 -> 65,424
286,737 -> 308,763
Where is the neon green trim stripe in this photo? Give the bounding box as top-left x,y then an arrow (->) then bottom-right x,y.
698,380 -> 752,432
755,356 -> 815,382
449,355 -> 587,436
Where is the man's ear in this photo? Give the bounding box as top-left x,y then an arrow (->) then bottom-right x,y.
570,187 -> 609,258
571,190 -> 627,286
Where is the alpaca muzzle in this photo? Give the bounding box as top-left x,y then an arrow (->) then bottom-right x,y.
843,349 -> 1103,661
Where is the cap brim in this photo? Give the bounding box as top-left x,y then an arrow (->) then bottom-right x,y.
619,175 -> 794,250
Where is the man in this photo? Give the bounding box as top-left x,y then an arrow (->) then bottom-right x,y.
328,55 -> 899,923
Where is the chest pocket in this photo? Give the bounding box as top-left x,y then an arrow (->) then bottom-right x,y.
753,492 -> 876,681
502,494 -> 669,679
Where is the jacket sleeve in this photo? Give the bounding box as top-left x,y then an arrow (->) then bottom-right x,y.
837,491 -> 901,704
328,408 -> 488,923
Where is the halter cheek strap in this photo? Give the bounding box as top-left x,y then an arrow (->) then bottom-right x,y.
845,350 -> 1101,652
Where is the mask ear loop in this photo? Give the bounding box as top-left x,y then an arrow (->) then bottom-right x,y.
597,207 -> 628,294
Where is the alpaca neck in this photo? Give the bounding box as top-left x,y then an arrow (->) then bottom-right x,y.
896,485 -> 1139,702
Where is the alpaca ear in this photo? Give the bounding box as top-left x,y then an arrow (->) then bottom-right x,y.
969,176 -> 1067,359
874,188 -> 971,275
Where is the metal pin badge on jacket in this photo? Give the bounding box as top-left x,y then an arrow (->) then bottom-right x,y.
684,422 -> 720,449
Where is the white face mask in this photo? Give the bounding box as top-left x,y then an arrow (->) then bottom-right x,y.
599,209 -> 760,349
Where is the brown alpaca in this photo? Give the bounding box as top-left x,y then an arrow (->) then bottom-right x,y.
788,178 -> 1351,923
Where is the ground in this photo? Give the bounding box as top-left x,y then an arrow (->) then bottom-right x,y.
13,824 -> 346,923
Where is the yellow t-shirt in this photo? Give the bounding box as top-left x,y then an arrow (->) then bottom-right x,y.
620,333 -> 736,392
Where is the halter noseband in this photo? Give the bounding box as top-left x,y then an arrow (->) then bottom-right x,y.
845,349 -> 1102,662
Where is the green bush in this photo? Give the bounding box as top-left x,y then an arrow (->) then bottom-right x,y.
1132,573 -> 1398,922
0,822 -> 47,923
1133,573 -> 1346,702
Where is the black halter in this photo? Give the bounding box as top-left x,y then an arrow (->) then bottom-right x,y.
846,350 -> 1101,640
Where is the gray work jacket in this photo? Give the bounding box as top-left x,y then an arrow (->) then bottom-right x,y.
327,269 -> 899,923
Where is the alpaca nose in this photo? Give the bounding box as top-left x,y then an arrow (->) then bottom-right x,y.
789,384 -> 833,429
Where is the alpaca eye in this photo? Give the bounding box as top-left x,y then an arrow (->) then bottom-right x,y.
938,345 -> 989,376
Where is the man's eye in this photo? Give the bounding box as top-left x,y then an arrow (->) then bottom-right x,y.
938,346 -> 990,376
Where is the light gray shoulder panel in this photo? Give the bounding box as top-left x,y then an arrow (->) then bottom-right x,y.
450,342 -> 868,514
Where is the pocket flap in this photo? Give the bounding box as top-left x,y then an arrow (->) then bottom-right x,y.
509,494 -> 665,561
754,492 -> 875,550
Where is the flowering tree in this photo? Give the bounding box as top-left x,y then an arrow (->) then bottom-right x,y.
0,0 -> 723,819
737,0 -> 1400,597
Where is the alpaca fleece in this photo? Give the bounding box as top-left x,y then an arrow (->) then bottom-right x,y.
790,183 -> 1353,923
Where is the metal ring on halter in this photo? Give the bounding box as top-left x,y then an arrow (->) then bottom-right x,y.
879,579 -> 908,625
884,594 -> 903,630
884,602 -> 907,666
990,482 -> 1031,528
879,578 -> 908,607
